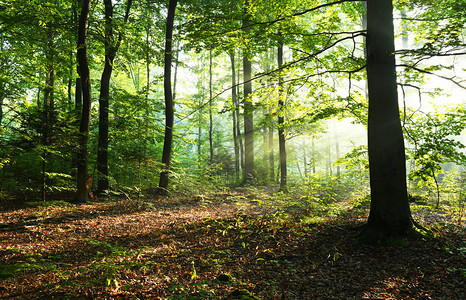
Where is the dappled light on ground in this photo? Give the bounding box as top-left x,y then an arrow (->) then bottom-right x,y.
0,191 -> 464,299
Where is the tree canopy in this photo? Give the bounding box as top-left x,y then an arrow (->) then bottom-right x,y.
0,0 -> 465,233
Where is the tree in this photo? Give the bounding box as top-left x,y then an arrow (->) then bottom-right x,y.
365,0 -> 412,236
209,50 -> 214,163
96,0 -> 132,195
230,51 -> 241,182
404,106 -> 466,209
277,41 -> 287,192
157,0 -> 177,195
242,0 -> 254,184
75,0 -> 92,203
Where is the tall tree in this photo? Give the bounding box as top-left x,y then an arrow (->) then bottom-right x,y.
73,0 -> 83,112
209,50 -> 214,163
277,41 -> 287,192
96,0 -> 132,195
365,0 -> 412,236
242,0 -> 254,184
157,0 -> 177,194
75,0 -> 92,203
40,31 -> 56,201
230,51 -> 240,182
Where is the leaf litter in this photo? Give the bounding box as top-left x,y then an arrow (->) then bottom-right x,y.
0,191 -> 464,299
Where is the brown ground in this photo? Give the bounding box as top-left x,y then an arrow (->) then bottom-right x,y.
0,192 -> 464,299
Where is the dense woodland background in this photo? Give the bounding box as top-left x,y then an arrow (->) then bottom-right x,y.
0,0 -> 465,207
0,0 -> 465,298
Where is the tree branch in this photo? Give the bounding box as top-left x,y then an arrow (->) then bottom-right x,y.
397,64 -> 466,90
176,33 -> 366,123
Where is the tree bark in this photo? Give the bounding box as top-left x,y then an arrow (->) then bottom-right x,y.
312,137 -> 316,174
269,109 -> 274,182
230,52 -> 240,182
74,0 -> 83,112
242,1 -> 254,184
278,42 -> 287,192
0,91 -> 3,129
97,0 -> 132,195
41,46 -> 54,202
335,124 -> 340,177
209,50 -> 214,163
236,58 -> 244,175
96,0 -> 114,194
366,0 -> 412,236
157,0 -> 177,195
75,0 -> 92,203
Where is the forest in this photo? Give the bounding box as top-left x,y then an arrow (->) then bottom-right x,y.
0,0 -> 465,299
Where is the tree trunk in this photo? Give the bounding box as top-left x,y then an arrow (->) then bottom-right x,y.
230,52 -> 240,182
75,0 -> 92,203
209,50 -> 214,164
236,63 -> 244,175
326,137 -> 332,178
302,139 -> 307,179
96,0 -> 116,195
74,0 -> 83,112
198,96 -> 202,164
41,50 -> 54,202
96,0 -> 113,194
365,0 -> 412,236
335,124 -> 340,177
97,0 -> 132,195
269,109 -> 274,182
242,1 -> 254,184
0,91 -> 3,129
312,137 -> 316,174
278,42 -> 287,192
157,0 -> 177,195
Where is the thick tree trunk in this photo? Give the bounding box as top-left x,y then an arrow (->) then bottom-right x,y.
366,0 -> 412,236
76,0 -> 92,203
242,2 -> 254,184
96,56 -> 113,194
157,0 -> 177,194
96,0 -> 116,195
278,42 -> 287,192
96,0 -> 132,195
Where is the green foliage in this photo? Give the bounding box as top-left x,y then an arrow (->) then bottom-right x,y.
404,105 -> 466,207
0,0 -> 463,203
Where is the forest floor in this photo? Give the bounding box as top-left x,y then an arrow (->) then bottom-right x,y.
0,188 -> 465,299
